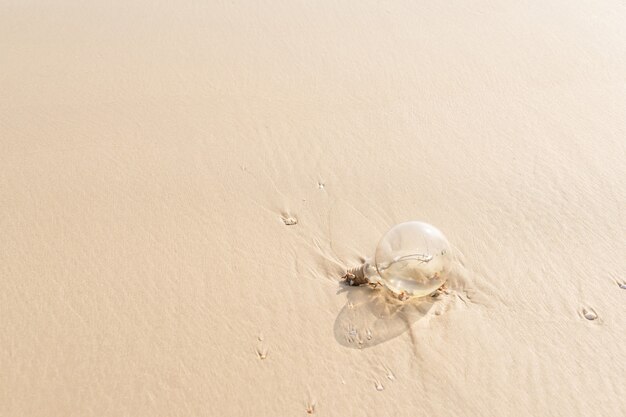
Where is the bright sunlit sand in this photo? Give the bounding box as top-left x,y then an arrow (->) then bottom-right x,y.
1,1 -> 625,416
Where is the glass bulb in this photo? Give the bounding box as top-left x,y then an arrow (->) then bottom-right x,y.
373,221 -> 452,298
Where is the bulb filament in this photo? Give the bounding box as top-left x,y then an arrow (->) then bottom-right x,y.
392,253 -> 433,263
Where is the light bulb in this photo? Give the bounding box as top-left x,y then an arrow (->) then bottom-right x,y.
375,221 -> 452,297
350,221 -> 452,299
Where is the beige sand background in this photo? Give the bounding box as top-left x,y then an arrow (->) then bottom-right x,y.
1,1 -> 625,416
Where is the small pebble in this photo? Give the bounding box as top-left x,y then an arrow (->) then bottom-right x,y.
619,283 -> 626,289
375,381 -> 384,391
282,216 -> 297,225
318,182 -> 325,190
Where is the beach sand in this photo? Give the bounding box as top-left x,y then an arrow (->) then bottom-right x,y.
1,1 -> 625,416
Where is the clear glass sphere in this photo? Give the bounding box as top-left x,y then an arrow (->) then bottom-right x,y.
375,221 -> 452,298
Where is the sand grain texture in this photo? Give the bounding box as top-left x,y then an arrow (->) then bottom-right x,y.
1,1 -> 625,416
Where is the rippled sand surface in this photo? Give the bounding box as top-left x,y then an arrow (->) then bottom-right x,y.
1,1 -> 625,416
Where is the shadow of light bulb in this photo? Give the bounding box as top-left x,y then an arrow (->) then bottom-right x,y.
333,286 -> 435,349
